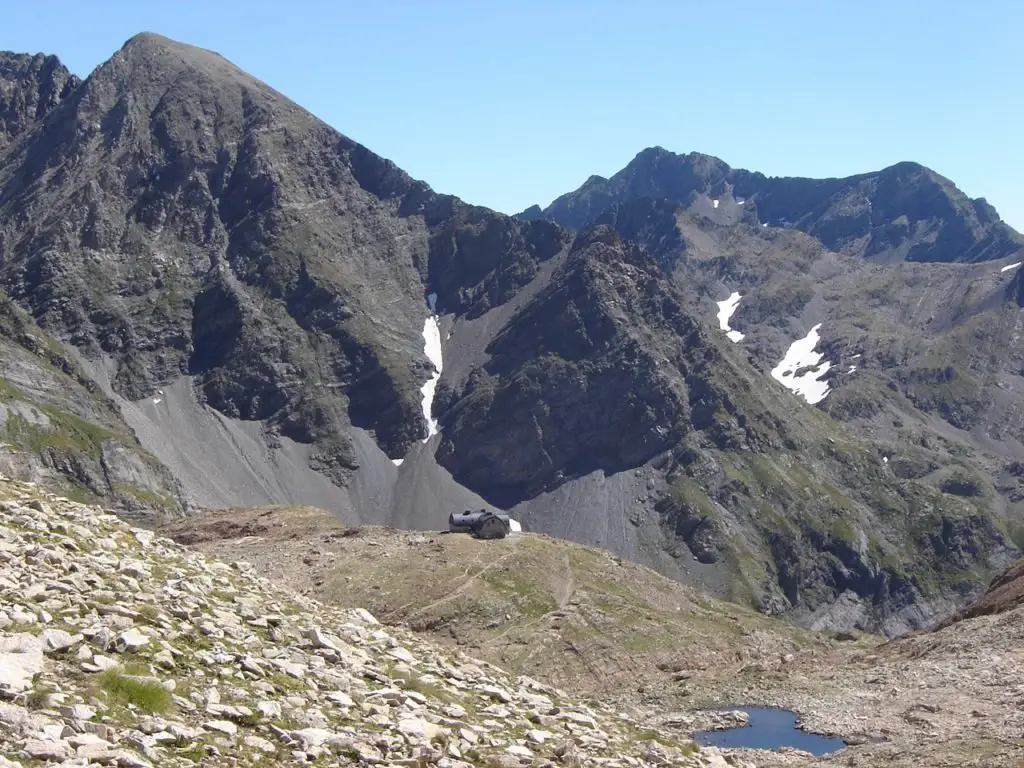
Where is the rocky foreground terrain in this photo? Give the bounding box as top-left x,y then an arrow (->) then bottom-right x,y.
0,475 -> 757,767
162,501 -> 1024,768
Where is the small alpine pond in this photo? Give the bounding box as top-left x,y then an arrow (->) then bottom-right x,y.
693,707 -> 846,755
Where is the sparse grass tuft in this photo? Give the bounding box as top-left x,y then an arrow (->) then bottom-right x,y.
96,668 -> 173,713
269,671 -> 306,692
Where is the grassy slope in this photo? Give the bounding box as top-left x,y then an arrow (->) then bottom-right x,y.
0,292 -> 181,516
160,505 -> 853,701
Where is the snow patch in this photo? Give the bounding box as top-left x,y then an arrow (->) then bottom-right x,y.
391,458 -> 404,467
715,292 -> 745,343
850,353 -> 861,359
770,324 -> 832,404
508,518 -> 522,533
762,222 -> 768,228
420,316 -> 443,441
736,197 -> 746,205
712,199 -> 720,209
1001,261 -> 1022,273
848,366 -> 857,374
152,397 -> 162,405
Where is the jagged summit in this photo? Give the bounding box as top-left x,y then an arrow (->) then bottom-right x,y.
0,51 -> 79,150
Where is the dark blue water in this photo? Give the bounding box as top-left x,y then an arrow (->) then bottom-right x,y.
693,707 -> 846,755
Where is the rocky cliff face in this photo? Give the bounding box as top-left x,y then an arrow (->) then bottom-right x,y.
0,33 -> 1019,637
439,228 -> 696,504
930,558 -> 1024,629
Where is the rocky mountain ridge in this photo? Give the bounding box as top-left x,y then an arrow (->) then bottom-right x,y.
521,146 -> 1023,265
0,33 -> 1019,637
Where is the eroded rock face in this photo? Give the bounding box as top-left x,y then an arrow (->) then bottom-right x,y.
439,228 -> 699,504
0,475 -> 725,767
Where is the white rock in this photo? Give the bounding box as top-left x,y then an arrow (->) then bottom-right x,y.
526,728 -> 553,744
351,741 -> 384,762
304,627 -> 342,652
39,628 -> 77,653
115,753 -> 154,768
115,628 -> 150,652
90,654 -> 118,672
39,723 -> 69,740
0,703 -> 31,733
291,727 -> 340,749
351,608 -> 379,625
479,684 -> 512,703
388,646 -> 417,664
75,742 -> 120,761
257,700 -> 282,719
203,719 -> 238,736
23,739 -> 69,760
398,716 -> 445,741
60,703 -> 96,721
325,691 -> 355,708
0,634 -> 44,695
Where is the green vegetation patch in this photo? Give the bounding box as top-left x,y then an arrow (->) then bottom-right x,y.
96,667 -> 174,713
0,378 -> 115,459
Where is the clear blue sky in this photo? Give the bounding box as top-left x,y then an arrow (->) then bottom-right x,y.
4,0 -> 1023,229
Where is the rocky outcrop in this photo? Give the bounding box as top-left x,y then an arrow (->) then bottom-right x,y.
0,52 -> 79,151
0,475 -> 727,767
930,559 -> 1024,629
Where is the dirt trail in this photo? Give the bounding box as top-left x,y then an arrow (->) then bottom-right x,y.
554,550 -> 576,609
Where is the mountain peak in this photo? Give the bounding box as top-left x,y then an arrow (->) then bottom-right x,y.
118,31 -> 222,60
97,31 -> 262,100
